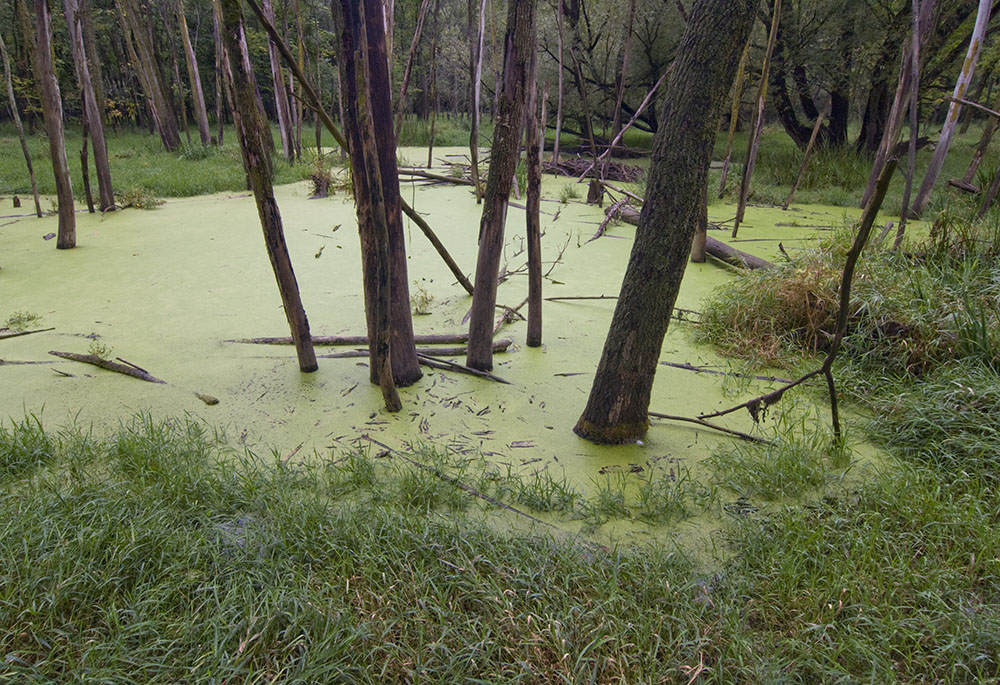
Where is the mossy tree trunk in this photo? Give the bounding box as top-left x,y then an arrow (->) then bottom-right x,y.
466,0 -> 536,371
218,0 -> 317,374
64,0 -> 115,211
574,0 -> 757,445
31,0 -> 76,248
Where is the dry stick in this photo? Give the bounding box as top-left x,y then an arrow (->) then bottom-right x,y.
943,95 -> 1000,121
648,411 -> 769,444
227,333 -> 470,346
319,340 -> 512,358
718,39 -> 749,197
600,180 -> 643,204
732,0 -> 781,238
244,0 -> 473,297
574,64 -> 670,182
782,103 -> 828,209
48,351 -> 167,384
0,327 -> 55,341
589,198 -> 628,241
659,360 -> 792,383
493,297 -> 529,336
416,353 -> 511,383
696,159 -> 898,439
398,168 -> 475,185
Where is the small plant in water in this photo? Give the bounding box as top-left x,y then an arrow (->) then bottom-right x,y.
559,183 -> 580,204
88,339 -> 114,360
410,282 -> 434,316
116,186 -> 164,210
4,310 -> 42,331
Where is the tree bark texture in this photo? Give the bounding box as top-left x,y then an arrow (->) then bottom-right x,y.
219,0 -> 317,374
466,0 -> 536,371
574,0 -> 756,444
912,0 -> 991,216
64,0 -> 115,211
262,0 -> 294,162
32,0 -> 76,248
469,0 -> 487,202
177,0 -> 212,145
0,31 -> 42,218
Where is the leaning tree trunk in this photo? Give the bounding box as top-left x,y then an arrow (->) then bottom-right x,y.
218,0 -> 317,374
31,0 -> 76,248
64,0 -> 115,211
575,0 -> 756,444
0,32 -> 42,218
466,0 -> 536,371
178,0 -> 212,145
911,0 -> 991,216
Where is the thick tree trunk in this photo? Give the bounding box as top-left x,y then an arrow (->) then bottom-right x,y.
31,0 -> 76,248
574,0 -> 756,444
466,0 -> 536,371
64,0 -> 115,211
525,43 -> 542,347
178,0 -> 212,145
912,0 -> 991,216
0,32 -> 42,218
219,0 -> 317,374
333,0 -> 420,396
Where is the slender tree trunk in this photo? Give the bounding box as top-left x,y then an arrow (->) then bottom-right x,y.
394,0 -> 432,140
80,104 -> 95,213
609,0 -> 636,148
911,0 -> 991,216
64,0 -> 115,211
263,0 -> 293,162
718,39 -> 749,197
115,0 -> 181,151
218,0 -> 317,374
731,0 -> 781,238
552,0 -> 564,166
469,0 -> 486,202
896,0 -> 923,248
426,0 -> 440,168
467,0 -> 536,371
783,103 -> 827,209
213,4 -> 226,145
160,1 -> 191,146
31,0 -> 76,248
293,0 -> 306,159
960,87 -> 1000,184
0,31 -> 42,218
332,0 -> 404,410
859,42 -> 911,210
79,0 -> 105,124
178,0 -> 212,145
575,0 -> 756,444
525,41 -> 542,347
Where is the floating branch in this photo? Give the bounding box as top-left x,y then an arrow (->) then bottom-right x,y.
416,353 -> 511,384
227,332 -> 470,346
659,360 -> 792,383
319,339 -> 512,359
648,411 -> 769,444
48,351 -> 166,383
0,327 -> 55,341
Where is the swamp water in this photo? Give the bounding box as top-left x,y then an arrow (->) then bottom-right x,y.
0,149 -> 898,548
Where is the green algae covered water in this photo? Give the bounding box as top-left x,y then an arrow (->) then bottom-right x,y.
0,148 -> 910,546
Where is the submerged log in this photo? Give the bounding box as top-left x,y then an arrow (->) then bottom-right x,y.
48,351 -> 166,383
607,204 -> 772,270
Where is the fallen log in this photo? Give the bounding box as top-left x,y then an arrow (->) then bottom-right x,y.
0,327 -> 55,340
318,339 -> 512,359
607,204 -> 772,270
227,332 -> 470,346
416,353 -> 511,384
48,351 -> 166,383
398,167 -> 475,186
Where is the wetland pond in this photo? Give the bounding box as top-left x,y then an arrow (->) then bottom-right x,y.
1,148 -> 905,549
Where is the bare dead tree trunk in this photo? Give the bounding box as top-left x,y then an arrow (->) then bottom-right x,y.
159,1 -> 191,146
860,42 -> 912,210
64,0 -> 115,211
718,40 -> 748,197
732,0 -> 780,238
469,0 -> 487,202
178,0 -> 212,145
467,0 -> 536,371
31,0 -> 76,248
115,0 -> 181,151
213,4 -> 227,145
332,0 -> 404,410
575,0 -> 756,444
80,104 -> 95,213
395,0 -> 432,140
783,103 -> 827,209
262,0 -> 294,162
426,0 -> 440,168
525,40 -> 542,347
218,0 -> 317,374
0,31 -> 42,218
79,0 -> 105,125
911,0 -> 991,216
552,0 -> 564,166
609,0 -> 637,148
896,0 -> 923,248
